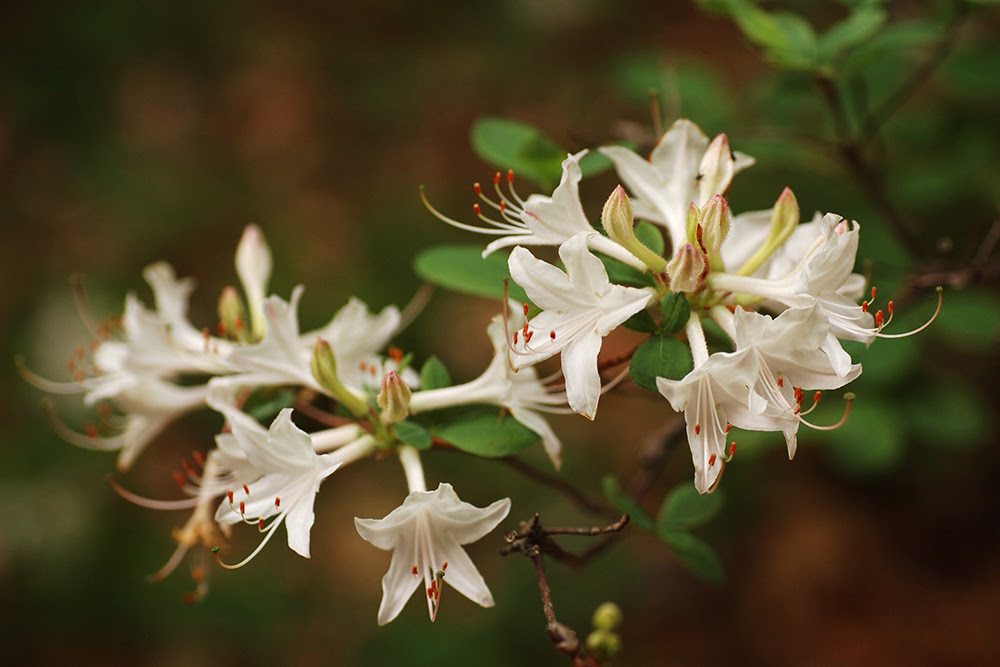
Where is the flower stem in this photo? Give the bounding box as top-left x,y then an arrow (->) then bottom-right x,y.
399,445 -> 427,494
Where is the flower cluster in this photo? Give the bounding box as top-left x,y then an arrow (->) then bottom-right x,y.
429,118 -> 939,493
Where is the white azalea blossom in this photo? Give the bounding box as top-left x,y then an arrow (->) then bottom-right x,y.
355,482 -> 511,625
507,232 -> 655,419
409,311 -> 569,468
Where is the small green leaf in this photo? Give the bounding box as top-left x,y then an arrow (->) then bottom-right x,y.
629,335 -> 694,391
413,244 -> 529,303
471,117 -> 565,190
622,309 -> 658,334
660,292 -> 691,334
419,356 -> 452,391
818,7 -> 887,66
713,0 -> 819,70
634,221 -> 665,256
246,390 -> 296,422
600,256 -> 656,288
434,407 -> 539,457
601,475 -> 654,531
394,421 -> 433,451
657,483 -> 724,531
660,528 -> 725,585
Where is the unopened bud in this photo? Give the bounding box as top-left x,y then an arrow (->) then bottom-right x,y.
602,185 -> 667,273
311,338 -> 369,417
586,630 -> 622,659
686,202 -> 701,245
700,194 -> 731,270
376,371 -> 412,424
592,602 -> 623,632
218,286 -> 249,343
698,134 -> 735,205
235,224 -> 272,341
666,243 -> 706,293
768,187 -> 799,248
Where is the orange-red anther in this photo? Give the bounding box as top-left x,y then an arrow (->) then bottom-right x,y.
474,183 -> 482,195
389,346 -> 404,363
549,331 -> 556,340
235,317 -> 244,330
814,391 -> 822,404
275,497 -> 281,508
777,376 -> 784,387
84,423 -> 98,438
258,518 -> 264,529
513,331 -> 519,345
695,423 -> 702,436
239,501 -> 246,515
862,301 -> 870,313
709,453 -> 717,466
888,300 -> 894,315
494,172 -> 501,185
871,286 -> 877,300
523,303 -> 530,316
525,331 -> 533,342
193,450 -> 205,466
729,442 -> 737,456
507,169 -> 514,182
473,203 -> 482,215
228,491 -> 234,505
173,471 -> 186,487
725,423 -> 732,433
442,561 -> 448,570
218,322 -> 227,336
875,310 -> 885,327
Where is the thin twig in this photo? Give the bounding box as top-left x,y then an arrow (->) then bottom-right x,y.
499,456 -> 614,516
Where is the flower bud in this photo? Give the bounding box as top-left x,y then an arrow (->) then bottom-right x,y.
601,185 -> 667,274
666,242 -> 706,294
767,187 -> 799,248
698,134 -> 735,205
586,630 -> 622,659
235,224 -> 272,341
311,338 -> 369,417
217,286 -> 249,343
700,194 -> 731,270
376,371 -> 412,424
592,602 -> 623,632
686,202 -> 701,245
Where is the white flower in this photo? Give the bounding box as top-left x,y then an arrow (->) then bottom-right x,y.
235,224 -> 273,340
354,483 -> 511,625
599,119 -> 754,251
409,311 -> 569,468
507,232 -> 654,419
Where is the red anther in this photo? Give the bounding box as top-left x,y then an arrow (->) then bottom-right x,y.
875,310 -> 885,327
192,450 -> 205,466
235,317 -> 244,330
777,376 -> 784,387
90,340 -> 101,352
507,169 -> 514,182
202,327 -> 210,339
275,497 -> 281,508
84,423 -> 98,438
370,366 -> 377,377
73,370 -> 85,382
525,330 -> 533,342
412,565 -> 418,575
389,346 -> 404,363
888,300 -> 894,315
513,331 -> 519,344
66,358 -> 76,373
182,459 -> 195,476
813,391 -> 822,403
239,501 -> 246,515
442,561 -> 448,570
500,200 -> 506,212
191,566 -> 206,583
258,518 -> 264,529
494,171 -> 501,185
360,361 -> 367,371
218,322 -> 227,336
243,484 -> 250,495
861,301 -> 870,313
75,345 -> 85,359
474,182 -> 482,195
473,203 -> 482,216
428,587 -> 435,598
725,423 -> 732,433
709,453 -> 717,466
172,471 -> 186,487
695,423 -> 702,436
729,442 -> 737,456
228,490 -> 234,505
871,286 -> 877,300
523,303 -> 530,316
549,330 -> 556,340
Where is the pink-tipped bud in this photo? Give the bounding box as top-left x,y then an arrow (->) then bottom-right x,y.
700,194 -> 731,263
377,370 -> 412,424
666,243 -> 706,293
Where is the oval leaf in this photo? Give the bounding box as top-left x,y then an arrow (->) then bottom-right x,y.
630,335 -> 694,391
660,528 -> 725,585
601,475 -> 654,531
393,421 -> 433,451
419,356 -> 452,392
660,292 -> 691,335
434,407 -> 539,457
413,244 -> 529,303
657,482 -> 724,531
471,117 -> 565,190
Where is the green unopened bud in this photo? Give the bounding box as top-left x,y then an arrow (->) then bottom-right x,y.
736,187 -> 800,277
586,630 -> 622,658
311,338 -> 369,417
686,202 -> 701,245
666,242 -> 705,293
698,133 -> 735,205
602,185 -> 667,274
376,370 -> 411,424
592,602 -> 623,632
700,194 -> 731,271
218,286 -> 249,343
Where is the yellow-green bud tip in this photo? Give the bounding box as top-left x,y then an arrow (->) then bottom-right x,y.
592,602 -> 623,631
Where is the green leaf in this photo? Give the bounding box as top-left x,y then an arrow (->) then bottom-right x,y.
660,528 -> 725,585
600,256 -> 656,288
433,407 -> 539,457
601,475 -> 654,531
246,390 -> 295,422
660,292 -> 691,335
657,483 -> 724,531
419,356 -> 452,391
635,221 -> 665,256
471,117 -> 565,190
622,309 -> 658,334
720,1 -> 820,70
818,7 -> 887,67
394,421 -> 433,451
413,244 -> 528,303
629,335 -> 694,391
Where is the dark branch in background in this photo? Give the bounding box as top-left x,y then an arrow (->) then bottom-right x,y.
627,418 -> 686,502
502,513 -> 630,666
499,456 -> 615,516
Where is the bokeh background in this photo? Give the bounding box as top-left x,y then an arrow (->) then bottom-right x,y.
3,1 -> 999,664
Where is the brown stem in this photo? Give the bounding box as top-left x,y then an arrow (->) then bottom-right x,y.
499,456 -> 614,516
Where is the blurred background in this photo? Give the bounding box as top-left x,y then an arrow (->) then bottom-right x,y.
3,0 -> 999,664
